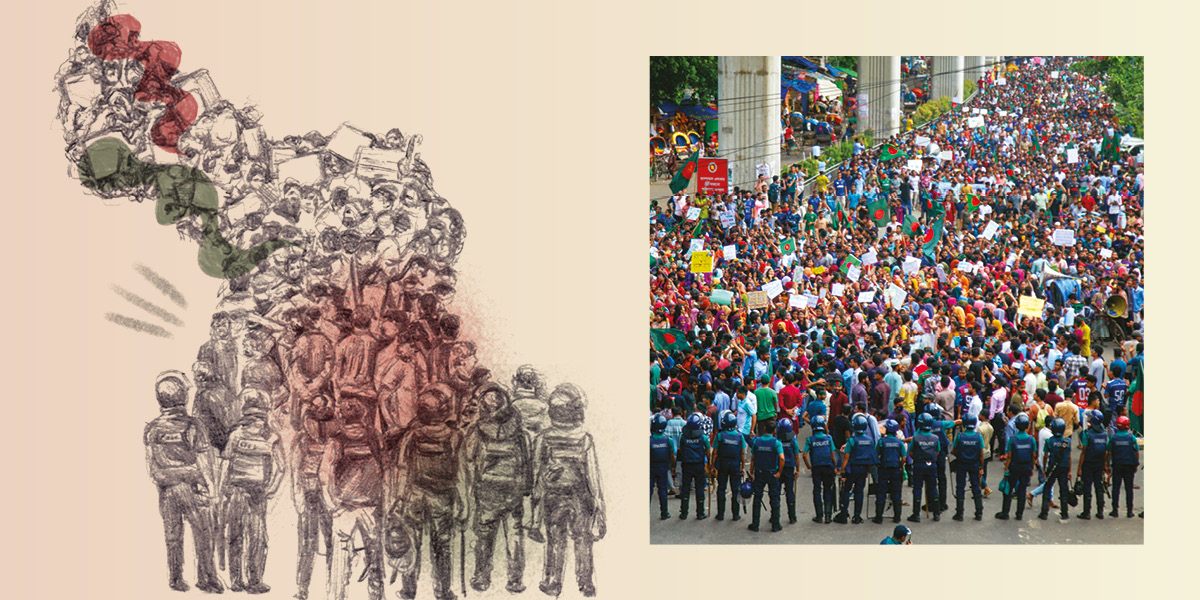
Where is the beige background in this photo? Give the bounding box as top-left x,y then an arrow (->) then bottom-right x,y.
0,0 -> 1191,597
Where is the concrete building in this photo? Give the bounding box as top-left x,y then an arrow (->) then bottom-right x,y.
717,56 -> 781,191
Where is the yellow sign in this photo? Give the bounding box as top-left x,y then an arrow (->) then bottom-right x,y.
1017,295 -> 1046,318
690,250 -> 713,273
812,266 -> 827,275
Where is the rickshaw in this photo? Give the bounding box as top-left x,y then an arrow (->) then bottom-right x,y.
671,131 -> 691,156
687,131 -> 701,151
651,136 -> 668,157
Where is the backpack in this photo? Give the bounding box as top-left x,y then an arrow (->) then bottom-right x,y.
541,432 -> 591,494
409,425 -> 458,493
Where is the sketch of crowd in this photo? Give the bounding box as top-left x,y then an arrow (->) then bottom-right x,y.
57,2 -> 604,598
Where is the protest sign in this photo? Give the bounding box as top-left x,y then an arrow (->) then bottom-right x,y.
1018,295 -> 1046,318
1052,229 -> 1076,246
887,284 -> 907,309
846,264 -> 861,281
805,293 -> 820,307
719,211 -> 736,228
1066,148 -> 1079,164
709,289 -> 734,306
915,136 -> 931,147
861,251 -> 878,266
686,207 -> 701,221
902,256 -> 921,274
723,244 -> 737,260
935,265 -> 948,283
832,283 -> 845,297
697,158 -> 728,195
1100,248 -> 1113,258
690,251 -> 713,273
906,159 -> 923,172
857,291 -> 876,304
746,291 -> 769,310
762,279 -> 784,299
957,260 -> 974,272
756,163 -> 770,178
789,294 -> 807,309
689,239 -> 704,254
982,220 -> 1000,240
938,151 -> 953,161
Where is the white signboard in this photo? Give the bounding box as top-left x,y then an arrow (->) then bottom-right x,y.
902,256 -> 922,274
982,220 -> 1001,240
1052,229 -> 1076,246
723,244 -> 737,260
762,279 -> 785,299
857,291 -> 876,304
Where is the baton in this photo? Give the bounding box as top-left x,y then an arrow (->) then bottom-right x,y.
460,526 -> 467,597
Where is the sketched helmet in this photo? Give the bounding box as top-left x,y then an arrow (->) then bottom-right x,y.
474,383 -> 513,422
547,383 -> 587,426
719,410 -> 737,431
852,414 -> 869,433
916,413 -> 934,430
651,413 -> 668,434
811,415 -> 827,432
1014,413 -> 1030,431
240,388 -> 270,416
155,370 -> 191,408
416,383 -> 455,424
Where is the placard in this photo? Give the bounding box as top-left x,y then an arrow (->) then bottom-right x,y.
832,283 -> 846,297
805,293 -> 820,307
861,251 -> 878,266
1100,248 -> 1113,259
723,244 -> 737,260
697,158 -> 729,195
1018,295 -> 1046,318
957,260 -> 974,272
812,145 -> 821,157
689,239 -> 704,254
789,294 -> 807,309
1052,229 -> 1076,246
938,151 -> 953,161
967,116 -> 985,128
690,250 -> 713,273
857,291 -> 876,303
1066,148 -> 1079,164
906,159 -> 923,172
915,135 -> 931,147
982,220 -> 1000,240
846,264 -> 862,282
886,283 -> 907,309
719,211 -> 736,228
935,265 -> 948,283
746,291 -> 769,310
686,207 -> 701,221
756,163 -> 771,178
902,256 -> 922,274
761,279 -> 785,299
709,289 -> 734,306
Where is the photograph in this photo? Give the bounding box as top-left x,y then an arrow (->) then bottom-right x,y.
649,55 -> 1144,544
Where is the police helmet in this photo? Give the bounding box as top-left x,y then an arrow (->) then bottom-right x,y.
852,414 -> 869,433
961,414 -> 977,430
416,382 -> 455,424
739,481 -> 755,499
719,410 -> 737,431
811,415 -> 827,432
651,413 -> 668,434
1115,416 -> 1130,431
155,370 -> 191,408
776,417 -> 794,436
547,383 -> 587,426
475,383 -> 512,421
1090,409 -> 1105,427
884,419 -> 900,435
685,413 -> 704,432
924,403 -> 942,419
1014,412 -> 1030,431
1050,417 -> 1066,436
916,412 -> 934,430
240,388 -> 270,416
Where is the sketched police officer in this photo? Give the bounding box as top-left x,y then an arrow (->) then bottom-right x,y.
144,370 -> 223,593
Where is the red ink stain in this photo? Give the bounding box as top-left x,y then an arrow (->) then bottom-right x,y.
88,15 -> 197,155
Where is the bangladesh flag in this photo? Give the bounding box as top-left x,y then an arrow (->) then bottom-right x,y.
963,192 -> 983,212
921,213 -> 944,259
903,213 -> 923,237
880,143 -> 906,161
1128,359 -> 1144,436
651,328 -> 690,352
670,151 -> 700,193
868,198 -> 890,226
833,208 -> 852,230
780,237 -> 798,255
840,254 -> 862,274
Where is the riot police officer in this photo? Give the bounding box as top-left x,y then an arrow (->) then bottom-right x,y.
777,418 -> 802,524
1077,409 -> 1109,520
748,419 -> 784,533
529,384 -> 605,597
925,403 -> 954,513
143,370 -> 223,593
678,413 -> 711,520
463,384 -> 534,594
711,410 -> 745,521
1039,417 -> 1071,521
996,413 -> 1035,520
650,413 -> 675,520
872,419 -> 906,524
951,414 -> 985,521
220,389 -> 285,594
835,414 -> 878,524
803,415 -> 837,524
1108,415 -> 1139,518
907,413 -> 941,523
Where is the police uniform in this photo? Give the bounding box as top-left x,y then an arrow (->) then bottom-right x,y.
749,433 -> 784,532
328,401 -> 386,600
837,433 -> 878,523
779,430 -> 802,524
531,386 -> 604,598
951,428 -> 985,520
144,406 -> 222,592
998,431 -> 1035,520
874,434 -> 907,523
1108,429 -> 1139,517
1078,425 -> 1109,519
650,432 -> 675,519
804,429 -> 837,523
222,408 -> 280,593
678,425 -> 711,519
1040,434 -> 1071,520
932,418 -> 953,513
907,428 -> 941,522
714,429 -> 745,521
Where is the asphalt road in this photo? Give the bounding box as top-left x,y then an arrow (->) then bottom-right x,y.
650,429 -> 1144,545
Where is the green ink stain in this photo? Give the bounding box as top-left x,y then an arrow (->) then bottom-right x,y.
77,138 -> 293,279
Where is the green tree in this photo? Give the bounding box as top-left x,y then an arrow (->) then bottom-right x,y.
826,56 -> 857,72
1072,56 -> 1143,137
650,56 -> 717,106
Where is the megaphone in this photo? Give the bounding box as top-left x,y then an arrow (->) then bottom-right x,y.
1038,265 -> 1077,287
1105,295 -> 1127,318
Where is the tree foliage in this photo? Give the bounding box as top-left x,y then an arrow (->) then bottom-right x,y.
650,56 -> 717,106
1072,56 -> 1143,137
827,56 -> 857,72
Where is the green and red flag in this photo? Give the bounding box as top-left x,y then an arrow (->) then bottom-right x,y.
903,213 -> 923,238
1128,359 -> 1144,436
833,208 -> 852,230
867,197 -> 890,226
880,142 -> 906,161
670,151 -> 700,193
840,254 -> 862,274
921,213 -> 944,259
779,237 -> 798,255
963,191 -> 983,212
651,328 -> 691,352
